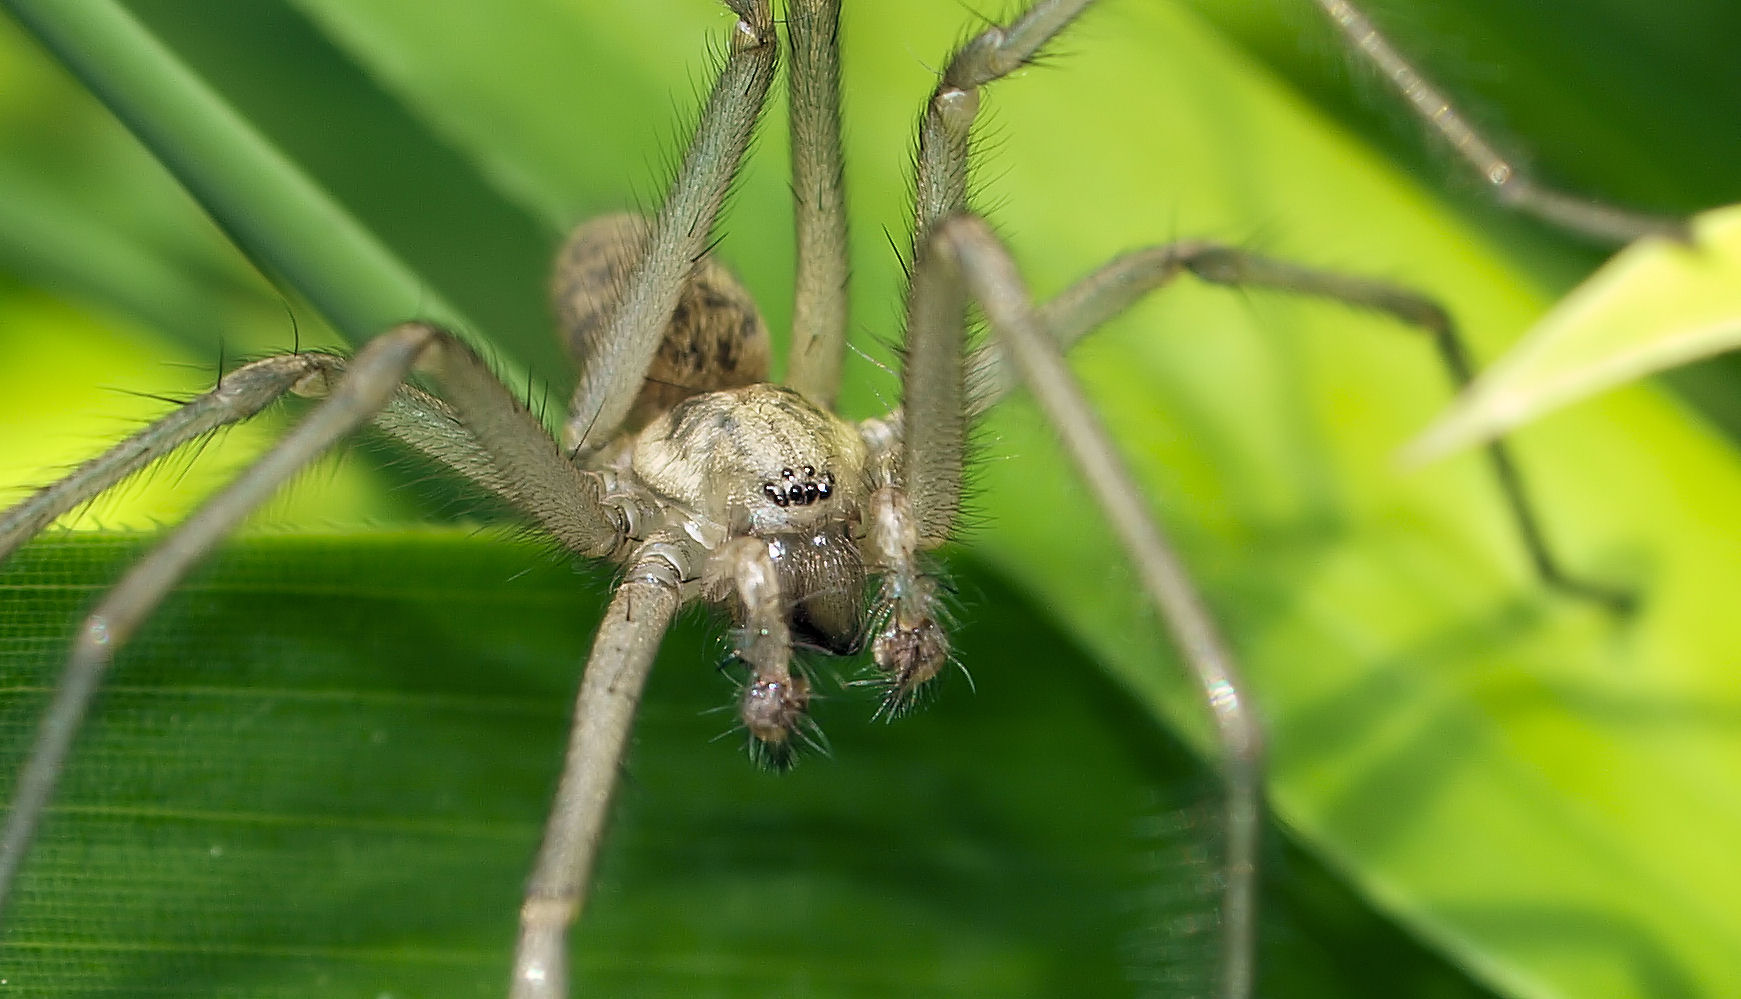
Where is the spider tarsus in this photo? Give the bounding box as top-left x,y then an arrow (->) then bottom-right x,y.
743,697 -> 821,773
1546,569 -> 1640,619
740,673 -> 812,745
870,612 -> 949,715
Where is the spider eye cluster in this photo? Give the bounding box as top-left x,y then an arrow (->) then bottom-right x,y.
762,465 -> 834,508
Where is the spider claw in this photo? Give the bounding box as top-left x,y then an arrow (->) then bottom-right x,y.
747,735 -> 797,772
740,673 -> 811,746
870,612 -> 949,716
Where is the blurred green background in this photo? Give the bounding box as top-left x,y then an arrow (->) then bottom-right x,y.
1,0 -> 1738,996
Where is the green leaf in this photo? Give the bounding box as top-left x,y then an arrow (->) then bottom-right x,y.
0,532 -> 1490,998
0,0 -> 462,345
2,1 -> 1739,997
1408,205 -> 1741,459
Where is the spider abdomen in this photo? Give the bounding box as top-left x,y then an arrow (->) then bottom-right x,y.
553,213 -> 771,432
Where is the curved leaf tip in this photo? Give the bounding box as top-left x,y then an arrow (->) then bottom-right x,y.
1407,203 -> 1741,463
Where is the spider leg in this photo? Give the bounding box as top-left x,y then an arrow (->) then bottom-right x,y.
897,0 -> 1107,543
511,541 -> 686,999
391,326 -> 629,559
784,0 -> 849,406
0,319 -> 637,929
1313,0 -> 1684,244
899,224 -> 971,548
863,485 -> 950,713
369,382 -> 517,498
563,0 -> 776,456
911,0 -> 1095,253
863,0 -> 1105,715
0,324 -> 436,922
552,213 -> 772,432
907,213 -> 1264,999
0,351 -> 339,563
970,242 -> 1632,611
302,324 -> 636,558
297,357 -> 619,539
857,206 -> 979,708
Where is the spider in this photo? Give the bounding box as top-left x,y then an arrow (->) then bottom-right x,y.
1,0 -> 1735,997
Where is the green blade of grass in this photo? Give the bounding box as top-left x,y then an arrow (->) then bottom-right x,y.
0,0 -> 506,383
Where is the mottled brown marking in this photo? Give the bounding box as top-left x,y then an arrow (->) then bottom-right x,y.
552,213 -> 771,431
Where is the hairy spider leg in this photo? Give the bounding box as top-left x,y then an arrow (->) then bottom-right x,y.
969,241 -> 1635,611
511,547 -> 683,999
0,327 -> 435,919
512,2 -> 778,994
882,5 -> 1262,996
561,0 -> 778,457
913,212 -> 1266,999
0,321 -> 632,929
1311,0 -> 1684,244
785,0 -> 851,406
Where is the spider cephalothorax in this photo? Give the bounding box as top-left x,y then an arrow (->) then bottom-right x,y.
624,378 -> 893,745
556,211 -> 940,750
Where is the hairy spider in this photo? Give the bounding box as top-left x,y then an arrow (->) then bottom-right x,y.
1,0 -> 1736,997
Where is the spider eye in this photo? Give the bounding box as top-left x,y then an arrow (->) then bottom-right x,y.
762,466 -> 834,509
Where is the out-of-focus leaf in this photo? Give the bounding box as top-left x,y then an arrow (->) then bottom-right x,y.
0,532 -> 1496,999
1409,205 -> 1741,459
1,0 -> 471,349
